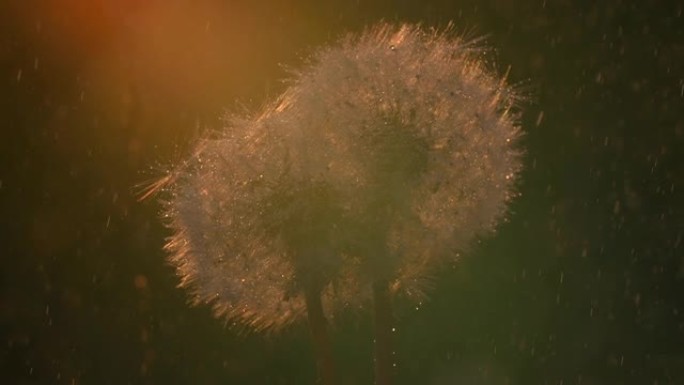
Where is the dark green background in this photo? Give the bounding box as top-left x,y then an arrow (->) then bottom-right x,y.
2,0 -> 683,384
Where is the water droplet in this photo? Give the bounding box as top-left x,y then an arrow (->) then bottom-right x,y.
389,45 -> 396,51
535,111 -> 544,127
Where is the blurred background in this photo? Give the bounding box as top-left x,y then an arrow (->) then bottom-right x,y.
1,0 -> 683,384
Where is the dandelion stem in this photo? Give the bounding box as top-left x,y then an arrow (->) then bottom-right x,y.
372,279 -> 394,385
303,283 -> 336,385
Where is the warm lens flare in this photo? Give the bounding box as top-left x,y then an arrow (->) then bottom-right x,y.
10,0 -> 308,165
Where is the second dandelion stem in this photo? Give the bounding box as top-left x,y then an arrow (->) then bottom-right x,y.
372,279 -> 394,385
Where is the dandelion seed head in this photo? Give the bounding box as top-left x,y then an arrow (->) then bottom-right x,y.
278,23 -> 523,299
162,116 -> 366,333
158,23 -> 523,331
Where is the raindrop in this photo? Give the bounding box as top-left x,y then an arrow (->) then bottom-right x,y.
595,72 -> 603,83
535,111 -> 544,127
389,44 -> 396,51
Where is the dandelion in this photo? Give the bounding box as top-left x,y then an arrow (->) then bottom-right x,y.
150,22 -> 522,385
158,109 -> 364,384
275,23 -> 523,385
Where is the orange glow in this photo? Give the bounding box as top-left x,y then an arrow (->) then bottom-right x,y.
8,0 -> 323,168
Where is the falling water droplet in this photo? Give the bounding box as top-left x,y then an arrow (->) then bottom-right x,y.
535,111 -> 544,127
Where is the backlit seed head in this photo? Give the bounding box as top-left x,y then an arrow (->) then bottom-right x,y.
158,23 -> 523,332
275,23 -> 523,300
